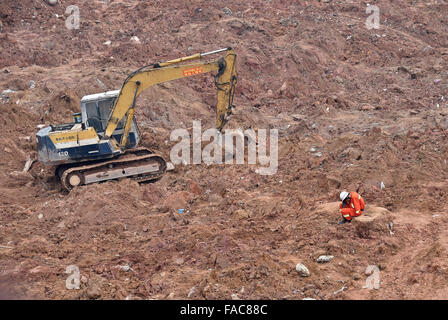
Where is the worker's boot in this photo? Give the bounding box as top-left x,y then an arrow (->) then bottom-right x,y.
338,219 -> 350,225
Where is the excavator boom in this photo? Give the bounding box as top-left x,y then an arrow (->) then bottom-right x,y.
105,47 -> 237,147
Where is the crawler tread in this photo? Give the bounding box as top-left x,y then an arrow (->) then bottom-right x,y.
59,148 -> 167,190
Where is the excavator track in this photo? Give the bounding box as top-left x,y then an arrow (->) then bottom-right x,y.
59,148 -> 167,190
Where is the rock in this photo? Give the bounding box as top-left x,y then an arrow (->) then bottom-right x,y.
354,205 -> 392,238
125,295 -> 142,300
231,293 -> 240,300
162,191 -> 190,211
316,255 -> 334,263
222,7 -> 232,16
130,36 -> 141,43
189,181 -> 202,195
302,297 -> 316,300
333,286 -> 346,295
397,66 -> 409,74
166,162 -> 175,171
295,263 -> 310,277
360,104 -> 375,111
9,171 -> 34,185
340,147 -> 362,160
352,273 -> 361,280
23,157 -> 34,173
87,281 -> 101,299
46,0 -> 57,6
187,286 -> 196,298
29,266 -> 52,274
29,80 -> 36,89
292,114 -> 306,121
1,89 -> 15,99
232,209 -> 250,220
278,81 -> 296,98
119,265 -> 133,272
334,76 -> 344,84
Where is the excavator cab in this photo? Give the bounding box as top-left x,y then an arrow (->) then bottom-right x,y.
80,90 -> 140,147
36,90 -> 140,166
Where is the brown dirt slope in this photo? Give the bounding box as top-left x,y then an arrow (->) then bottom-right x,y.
0,0 -> 447,299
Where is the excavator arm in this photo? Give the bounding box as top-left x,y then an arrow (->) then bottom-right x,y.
104,47 -> 237,148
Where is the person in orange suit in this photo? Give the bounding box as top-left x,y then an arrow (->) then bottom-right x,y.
338,191 -> 365,224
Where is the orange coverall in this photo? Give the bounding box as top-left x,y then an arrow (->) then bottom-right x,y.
340,192 -> 365,221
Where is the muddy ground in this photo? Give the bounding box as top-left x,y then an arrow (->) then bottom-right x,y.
0,0 -> 447,299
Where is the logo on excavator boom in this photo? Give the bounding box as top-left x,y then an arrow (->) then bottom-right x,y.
183,67 -> 203,77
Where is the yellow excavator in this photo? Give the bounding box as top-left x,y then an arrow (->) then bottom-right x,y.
36,48 -> 237,189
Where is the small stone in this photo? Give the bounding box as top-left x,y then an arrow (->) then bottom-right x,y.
232,209 -> 250,220
295,263 -> 310,277
29,266 -> 51,274
130,36 -> 140,43
38,214 -> 43,219
187,286 -> 196,298
333,286 -> 346,295
361,104 -> 375,111
119,265 -> 132,272
231,293 -> 240,300
87,282 -> 101,299
29,81 -> 36,89
46,0 -> 57,6
167,292 -> 175,299
166,162 -> 175,171
222,7 -> 232,16
316,255 -> 334,263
